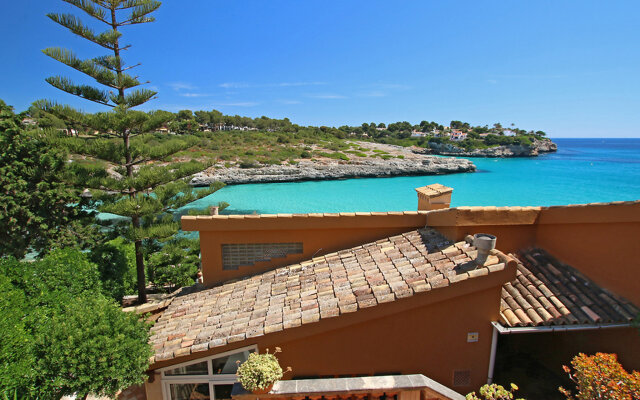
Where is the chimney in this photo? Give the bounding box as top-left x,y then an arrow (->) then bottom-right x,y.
473,233 -> 497,266
210,206 -> 219,215
415,184 -> 453,211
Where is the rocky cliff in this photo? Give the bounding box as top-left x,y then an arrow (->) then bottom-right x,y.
423,139 -> 557,157
190,156 -> 476,186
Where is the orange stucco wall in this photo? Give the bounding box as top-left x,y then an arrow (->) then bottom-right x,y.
273,286 -> 500,392
535,221 -> 640,305
183,213 -> 429,286
425,202 -> 640,305
148,267 -> 514,399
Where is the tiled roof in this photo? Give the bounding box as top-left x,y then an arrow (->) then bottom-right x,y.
500,249 -> 639,327
149,229 -> 512,364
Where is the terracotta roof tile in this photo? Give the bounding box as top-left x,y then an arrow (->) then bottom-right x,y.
499,248 -> 639,327
149,228 -> 510,364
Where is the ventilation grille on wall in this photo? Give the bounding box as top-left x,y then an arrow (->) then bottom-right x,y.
222,242 -> 303,270
452,370 -> 471,387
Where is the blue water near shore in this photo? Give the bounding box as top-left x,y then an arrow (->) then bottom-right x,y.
184,138 -> 640,214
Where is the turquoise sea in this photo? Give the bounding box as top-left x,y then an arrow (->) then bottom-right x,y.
183,139 -> 640,215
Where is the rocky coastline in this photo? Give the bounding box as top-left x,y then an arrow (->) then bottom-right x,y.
190,156 -> 475,186
417,139 -> 557,157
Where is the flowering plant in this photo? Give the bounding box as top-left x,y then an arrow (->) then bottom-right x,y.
466,383 -> 524,400
236,347 -> 291,392
559,352 -> 640,400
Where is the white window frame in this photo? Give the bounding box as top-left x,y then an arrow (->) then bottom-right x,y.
159,345 -> 258,400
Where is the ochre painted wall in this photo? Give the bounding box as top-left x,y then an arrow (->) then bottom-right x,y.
425,203 -> 640,305
186,213 -> 430,286
270,286 -> 501,392
535,221 -> 640,305
200,226 -> 425,286
147,267 -> 515,399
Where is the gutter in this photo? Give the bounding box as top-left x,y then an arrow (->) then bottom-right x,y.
491,321 -> 631,334
487,321 -> 632,384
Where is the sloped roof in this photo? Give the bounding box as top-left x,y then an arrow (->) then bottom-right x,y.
149,228 -> 513,364
500,248 -> 639,327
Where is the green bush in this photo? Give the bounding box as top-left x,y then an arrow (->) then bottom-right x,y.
466,383 -> 524,400
239,159 -> 260,168
89,238 -> 137,301
0,250 -> 152,398
237,348 -> 290,392
147,239 -> 200,291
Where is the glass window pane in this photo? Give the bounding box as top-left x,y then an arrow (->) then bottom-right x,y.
165,361 -> 209,376
213,384 -> 233,400
211,352 -> 250,375
169,383 -> 210,400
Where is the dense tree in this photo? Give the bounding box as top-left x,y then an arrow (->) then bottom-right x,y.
89,237 -> 137,302
39,0 -> 222,302
0,100 -> 87,259
450,120 -> 471,131
146,237 -> 201,291
0,249 -> 152,399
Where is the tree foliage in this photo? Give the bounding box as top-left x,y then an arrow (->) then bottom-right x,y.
40,0 -> 226,303
146,237 -> 201,291
559,353 -> 640,400
0,100 -> 84,259
0,249 -> 152,399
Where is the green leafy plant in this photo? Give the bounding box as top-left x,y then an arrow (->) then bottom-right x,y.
0,249 -> 152,399
466,383 -> 524,400
559,353 -> 640,400
236,348 -> 291,392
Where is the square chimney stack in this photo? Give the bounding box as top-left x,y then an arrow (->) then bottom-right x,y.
415,184 -> 453,211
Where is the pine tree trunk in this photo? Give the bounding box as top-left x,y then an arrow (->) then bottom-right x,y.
133,227 -> 147,304
124,133 -> 146,304
112,6 -> 147,304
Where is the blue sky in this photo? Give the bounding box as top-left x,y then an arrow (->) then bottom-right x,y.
2,0 -> 639,137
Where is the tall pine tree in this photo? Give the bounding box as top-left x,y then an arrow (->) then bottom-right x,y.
41,0 -> 221,303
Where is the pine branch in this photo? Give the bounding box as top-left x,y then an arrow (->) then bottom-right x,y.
92,55 -> 120,71
62,0 -> 109,24
130,220 -> 179,241
32,100 -> 87,126
110,89 -> 157,108
46,13 -> 122,50
45,76 -> 113,107
42,47 -> 120,89
116,0 -> 159,11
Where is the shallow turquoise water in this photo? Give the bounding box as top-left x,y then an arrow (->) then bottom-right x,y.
183,139 -> 640,214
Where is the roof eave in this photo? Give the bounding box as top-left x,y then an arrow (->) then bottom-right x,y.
491,320 -> 632,335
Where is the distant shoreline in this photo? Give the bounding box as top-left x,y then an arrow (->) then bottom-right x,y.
190,142 -> 476,186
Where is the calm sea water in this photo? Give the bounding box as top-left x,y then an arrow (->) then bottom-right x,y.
183,138 -> 640,214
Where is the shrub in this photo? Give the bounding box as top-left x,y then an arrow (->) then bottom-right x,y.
466,383 -> 524,400
559,353 -> 640,400
239,159 -> 260,168
147,239 -> 201,291
236,348 -> 290,392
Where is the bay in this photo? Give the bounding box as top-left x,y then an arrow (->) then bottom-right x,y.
182,138 -> 640,215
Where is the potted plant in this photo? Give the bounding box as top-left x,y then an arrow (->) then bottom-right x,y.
237,347 -> 291,394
